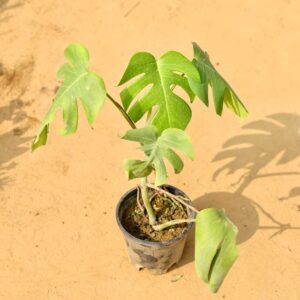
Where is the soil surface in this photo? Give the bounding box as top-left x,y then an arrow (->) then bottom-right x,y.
0,1 -> 300,300
122,190 -> 188,241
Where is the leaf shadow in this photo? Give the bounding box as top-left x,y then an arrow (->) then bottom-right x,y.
279,186 -> 300,201
0,99 -> 32,189
213,113 -> 300,194
177,113 -> 300,269
0,56 -> 36,188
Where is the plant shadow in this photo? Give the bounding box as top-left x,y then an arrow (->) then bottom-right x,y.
176,113 -> 300,269
0,58 -> 36,189
0,99 -> 32,189
213,113 -> 300,194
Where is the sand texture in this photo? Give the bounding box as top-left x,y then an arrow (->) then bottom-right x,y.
0,0 -> 299,299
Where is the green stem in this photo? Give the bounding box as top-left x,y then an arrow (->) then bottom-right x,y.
106,93 -> 136,129
105,94 -> 157,225
140,177 -> 156,225
153,218 -> 196,231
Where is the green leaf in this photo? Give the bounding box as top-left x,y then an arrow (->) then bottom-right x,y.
122,126 -> 194,185
32,43 -> 106,151
161,149 -> 183,174
158,128 -> 194,160
195,208 -> 238,293
119,51 -> 200,132
122,126 -> 158,144
123,160 -> 153,179
189,42 -> 248,118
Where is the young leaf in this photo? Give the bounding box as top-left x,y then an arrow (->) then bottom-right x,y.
119,51 -> 200,132
123,160 -> 153,179
189,42 -> 248,118
122,126 -> 158,144
122,126 -> 194,185
195,208 -> 238,293
32,43 -> 106,151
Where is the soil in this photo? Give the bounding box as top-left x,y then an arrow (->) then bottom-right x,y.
122,190 -> 188,242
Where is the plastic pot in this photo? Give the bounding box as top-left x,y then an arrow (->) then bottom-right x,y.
116,184 -> 196,275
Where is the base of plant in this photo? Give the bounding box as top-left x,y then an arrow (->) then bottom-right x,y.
116,184 -> 196,275
122,186 -> 189,242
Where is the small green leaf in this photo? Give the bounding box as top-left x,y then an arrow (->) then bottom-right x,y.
119,51 -> 200,132
121,126 -> 158,144
123,160 -> 153,179
122,126 -> 194,185
195,208 -> 238,293
32,43 -> 106,151
189,42 -> 248,118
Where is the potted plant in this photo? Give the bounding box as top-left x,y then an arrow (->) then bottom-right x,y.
32,42 -> 248,292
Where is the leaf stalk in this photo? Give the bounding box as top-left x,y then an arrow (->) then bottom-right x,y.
106,93 -> 136,129
140,177 -> 156,225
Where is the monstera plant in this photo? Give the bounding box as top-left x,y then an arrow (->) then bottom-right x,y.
32,42 -> 247,292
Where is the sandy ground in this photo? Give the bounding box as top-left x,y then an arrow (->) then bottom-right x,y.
0,0 -> 300,299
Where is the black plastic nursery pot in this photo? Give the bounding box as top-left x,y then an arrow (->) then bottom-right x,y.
116,184 -> 196,275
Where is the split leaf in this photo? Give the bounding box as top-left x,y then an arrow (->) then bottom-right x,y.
122,126 -> 194,185
119,51 -> 200,132
32,43 -> 106,151
189,42 -> 248,118
195,208 -> 238,293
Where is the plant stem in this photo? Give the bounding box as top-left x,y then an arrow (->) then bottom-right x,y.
105,94 -> 157,224
106,93 -> 136,129
146,183 -> 199,213
153,218 -> 196,231
136,185 -> 144,212
140,177 -> 156,225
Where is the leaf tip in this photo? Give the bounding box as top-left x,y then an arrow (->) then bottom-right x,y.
64,43 -> 90,61
31,125 -> 49,152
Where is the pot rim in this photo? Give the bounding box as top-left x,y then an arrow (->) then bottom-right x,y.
116,184 -> 196,247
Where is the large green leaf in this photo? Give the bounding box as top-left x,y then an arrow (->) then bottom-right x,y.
32,44 -> 106,151
122,126 -> 194,185
118,51 -> 200,132
195,208 -> 238,293
189,42 -> 248,118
